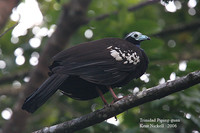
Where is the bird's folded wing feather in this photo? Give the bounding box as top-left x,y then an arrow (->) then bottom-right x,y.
50,38 -> 143,85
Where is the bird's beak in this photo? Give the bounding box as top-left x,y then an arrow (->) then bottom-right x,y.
139,35 -> 151,41
146,36 -> 151,40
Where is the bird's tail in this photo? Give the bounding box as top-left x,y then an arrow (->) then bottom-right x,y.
22,74 -> 68,113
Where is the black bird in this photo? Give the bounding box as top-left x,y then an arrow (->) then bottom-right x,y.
22,31 -> 150,113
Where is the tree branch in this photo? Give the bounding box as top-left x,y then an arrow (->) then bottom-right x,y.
0,87 -> 24,96
33,70 -> 200,133
0,71 -> 29,85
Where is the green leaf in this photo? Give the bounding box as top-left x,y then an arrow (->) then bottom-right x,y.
131,19 -> 161,34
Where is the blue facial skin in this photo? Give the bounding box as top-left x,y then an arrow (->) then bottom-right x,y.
138,35 -> 150,41
124,31 -> 150,47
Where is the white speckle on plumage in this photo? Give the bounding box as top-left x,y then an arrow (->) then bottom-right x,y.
110,50 -> 118,56
129,60 -> 134,63
124,52 -> 140,64
130,52 -> 140,64
118,49 -> 123,55
109,48 -> 140,64
116,56 -> 123,61
110,50 -> 123,61
133,61 -> 138,65
107,46 -> 113,49
124,61 -> 128,64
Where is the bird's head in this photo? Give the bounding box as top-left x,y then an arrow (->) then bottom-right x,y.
124,31 -> 150,46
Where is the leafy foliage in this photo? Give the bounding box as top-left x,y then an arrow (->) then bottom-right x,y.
0,0 -> 200,133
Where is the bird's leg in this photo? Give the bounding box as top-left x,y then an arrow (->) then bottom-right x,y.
108,87 -> 119,121
96,87 -> 108,106
108,86 -> 122,103
108,87 -> 118,100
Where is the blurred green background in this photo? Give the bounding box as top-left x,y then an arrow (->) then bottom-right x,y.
0,0 -> 200,133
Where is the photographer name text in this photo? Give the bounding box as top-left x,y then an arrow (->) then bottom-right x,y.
139,118 -> 180,129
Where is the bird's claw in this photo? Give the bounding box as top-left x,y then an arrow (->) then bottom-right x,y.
111,97 -> 123,104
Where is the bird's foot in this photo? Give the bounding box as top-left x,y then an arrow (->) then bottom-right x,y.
103,104 -> 111,109
111,95 -> 129,104
111,97 -> 123,104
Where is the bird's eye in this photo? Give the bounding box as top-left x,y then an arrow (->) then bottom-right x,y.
134,34 -> 138,38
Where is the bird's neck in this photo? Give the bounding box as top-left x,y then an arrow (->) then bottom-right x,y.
136,44 -> 141,48
125,37 -> 141,47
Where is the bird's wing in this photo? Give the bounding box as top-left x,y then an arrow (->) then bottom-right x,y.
50,38 -> 147,86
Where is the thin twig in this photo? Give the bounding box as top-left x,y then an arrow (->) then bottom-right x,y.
0,22 -> 18,38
